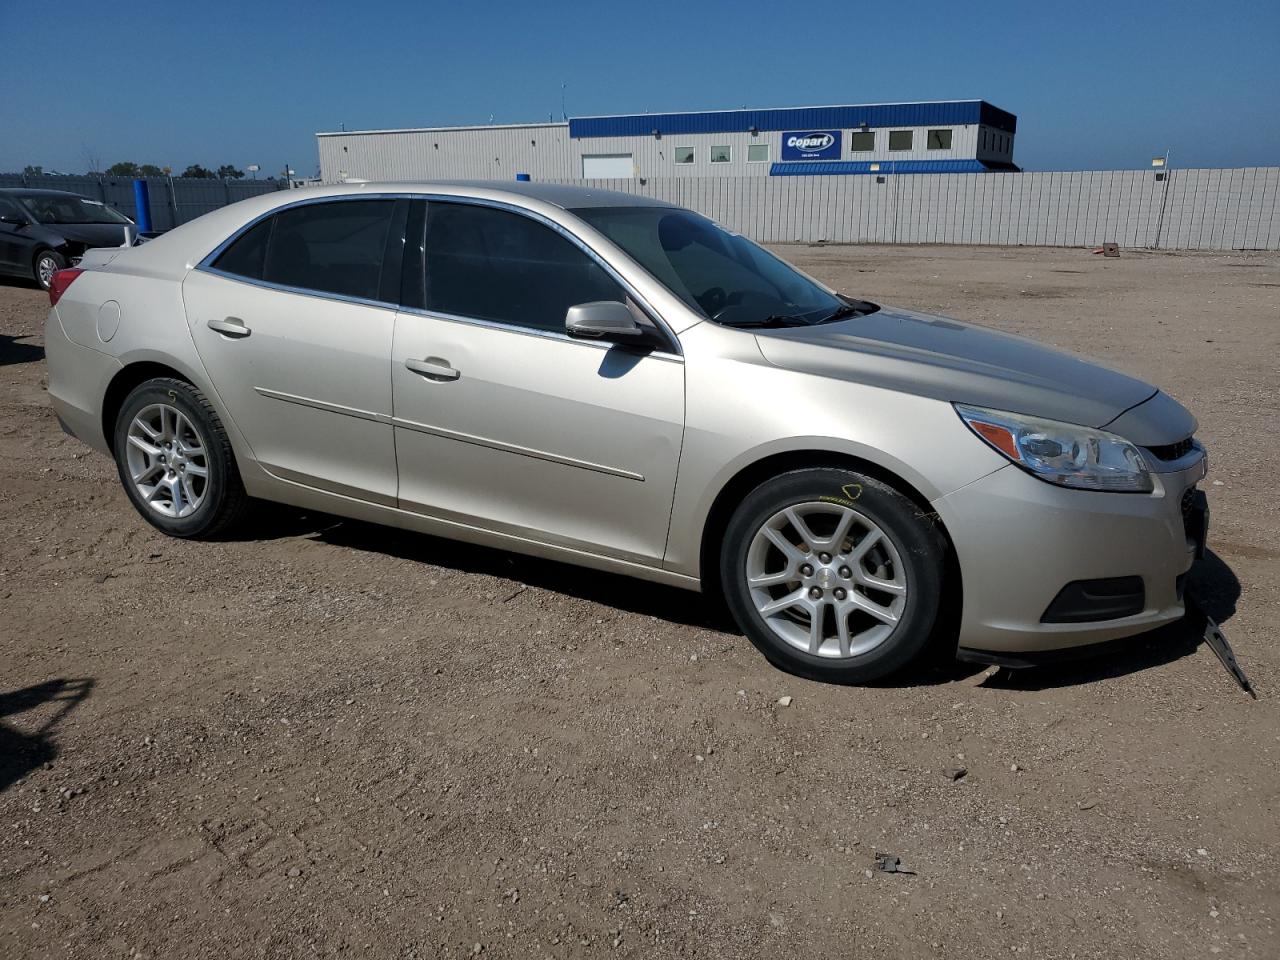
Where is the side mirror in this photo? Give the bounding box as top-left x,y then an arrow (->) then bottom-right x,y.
0,213 -> 27,227
565,301 -> 647,343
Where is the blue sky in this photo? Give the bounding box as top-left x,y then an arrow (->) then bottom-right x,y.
3,0 -> 1277,175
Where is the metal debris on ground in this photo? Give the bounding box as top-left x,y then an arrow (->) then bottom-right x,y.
1186,592 -> 1258,699
873,852 -> 915,875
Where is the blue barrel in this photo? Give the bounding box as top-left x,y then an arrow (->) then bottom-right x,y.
515,173 -> 531,182
132,178 -> 153,233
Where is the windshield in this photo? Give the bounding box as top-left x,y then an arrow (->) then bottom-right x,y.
571,206 -> 846,327
19,195 -> 132,226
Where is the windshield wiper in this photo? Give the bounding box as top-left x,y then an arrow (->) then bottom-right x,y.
818,300 -> 877,324
717,314 -> 811,329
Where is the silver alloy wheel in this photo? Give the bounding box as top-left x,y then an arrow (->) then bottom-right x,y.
124,403 -> 210,519
745,501 -> 908,659
36,254 -> 58,288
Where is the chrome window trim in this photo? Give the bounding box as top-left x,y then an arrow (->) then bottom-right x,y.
194,190 -> 684,358
198,265 -> 402,312
195,192 -> 419,269
395,304 -> 684,364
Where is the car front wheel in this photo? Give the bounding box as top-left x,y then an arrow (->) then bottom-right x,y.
34,250 -> 66,290
112,377 -> 249,538
720,467 -> 946,684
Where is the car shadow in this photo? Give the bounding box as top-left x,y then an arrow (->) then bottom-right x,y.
0,333 -> 45,366
227,507 -> 1244,691
299,515 -> 734,631
0,274 -> 41,292
0,678 -> 94,793
978,549 -> 1242,692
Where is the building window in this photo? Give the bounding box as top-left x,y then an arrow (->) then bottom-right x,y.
927,129 -> 952,150
849,131 -> 875,152
710,145 -> 731,163
747,143 -> 769,163
674,146 -> 695,165
888,130 -> 913,151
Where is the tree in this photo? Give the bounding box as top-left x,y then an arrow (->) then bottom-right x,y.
138,164 -> 166,177
106,161 -> 140,177
181,164 -> 216,179
22,165 -> 43,176
216,164 -> 245,180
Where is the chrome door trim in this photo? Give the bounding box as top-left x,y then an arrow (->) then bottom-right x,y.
193,191 -> 684,357
253,386 -> 645,482
390,413 -> 645,481
253,387 -> 383,423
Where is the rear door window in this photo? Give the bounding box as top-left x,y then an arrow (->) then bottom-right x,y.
212,216 -> 273,280
263,200 -> 397,301
421,201 -> 625,333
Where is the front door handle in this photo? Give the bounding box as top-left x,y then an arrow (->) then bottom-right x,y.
405,357 -> 460,381
208,317 -> 251,338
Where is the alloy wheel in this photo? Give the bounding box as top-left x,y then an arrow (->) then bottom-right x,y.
124,403 -> 210,518
36,255 -> 59,289
745,501 -> 908,659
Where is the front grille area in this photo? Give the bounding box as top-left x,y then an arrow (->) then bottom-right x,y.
1148,436 -> 1196,461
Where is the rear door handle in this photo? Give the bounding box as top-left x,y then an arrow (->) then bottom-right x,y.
207,317 -> 251,338
405,357 -> 460,381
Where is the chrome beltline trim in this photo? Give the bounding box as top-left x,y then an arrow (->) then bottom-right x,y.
253,386 -> 645,482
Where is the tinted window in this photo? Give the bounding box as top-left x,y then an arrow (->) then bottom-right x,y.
422,202 -> 625,333
710,146 -> 731,163
212,216 -> 273,280
747,144 -> 769,163
572,206 -> 843,327
888,130 -> 913,151
263,200 -> 396,300
849,131 -> 875,152
675,147 -> 695,164
927,129 -> 953,150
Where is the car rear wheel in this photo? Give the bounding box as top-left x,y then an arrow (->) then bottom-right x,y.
720,467 -> 945,684
112,378 -> 249,538
34,250 -> 66,290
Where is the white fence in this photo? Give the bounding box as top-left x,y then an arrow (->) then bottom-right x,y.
542,167 -> 1280,250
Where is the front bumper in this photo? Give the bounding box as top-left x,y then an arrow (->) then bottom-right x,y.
933,453 -> 1207,654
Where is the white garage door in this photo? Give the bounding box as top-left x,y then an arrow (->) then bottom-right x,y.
582,154 -> 634,178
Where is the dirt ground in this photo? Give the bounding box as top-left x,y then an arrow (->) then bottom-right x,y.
2,244 -> 1278,960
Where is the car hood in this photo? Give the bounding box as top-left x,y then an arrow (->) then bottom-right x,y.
752,304 -> 1195,445
50,223 -> 133,247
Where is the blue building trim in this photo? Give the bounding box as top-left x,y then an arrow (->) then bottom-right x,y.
569,101 -> 1016,139
769,159 -> 1016,176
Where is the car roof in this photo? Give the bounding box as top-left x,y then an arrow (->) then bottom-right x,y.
0,188 -> 93,199
320,180 -> 677,210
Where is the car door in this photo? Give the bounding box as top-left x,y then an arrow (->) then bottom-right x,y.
391,199 -> 685,565
182,197 -> 407,505
0,195 -> 33,274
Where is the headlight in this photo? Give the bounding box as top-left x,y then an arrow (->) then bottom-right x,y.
955,404 -> 1153,493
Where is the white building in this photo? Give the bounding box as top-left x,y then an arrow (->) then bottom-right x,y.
317,100 -> 1018,182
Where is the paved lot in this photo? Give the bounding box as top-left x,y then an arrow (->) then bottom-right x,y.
2,244 -> 1278,959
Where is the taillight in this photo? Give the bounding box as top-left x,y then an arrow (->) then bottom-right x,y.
48,268 -> 84,307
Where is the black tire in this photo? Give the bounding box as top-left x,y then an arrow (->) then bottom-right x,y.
112,377 -> 249,539
720,467 -> 945,684
34,249 -> 66,290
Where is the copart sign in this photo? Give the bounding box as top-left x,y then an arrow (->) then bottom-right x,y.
781,131 -> 841,161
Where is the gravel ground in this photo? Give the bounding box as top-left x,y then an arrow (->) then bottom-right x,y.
1,244 -> 1278,960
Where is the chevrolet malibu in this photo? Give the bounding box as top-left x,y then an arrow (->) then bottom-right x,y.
44,182 -> 1209,683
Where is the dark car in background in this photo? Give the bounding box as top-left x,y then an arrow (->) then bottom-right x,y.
0,188 -> 136,289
